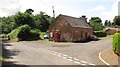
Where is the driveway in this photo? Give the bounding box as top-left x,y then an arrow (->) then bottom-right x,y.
2,38 -> 112,66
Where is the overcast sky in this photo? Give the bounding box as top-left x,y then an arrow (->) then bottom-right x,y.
0,0 -> 119,22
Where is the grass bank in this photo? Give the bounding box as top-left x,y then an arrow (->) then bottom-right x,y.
99,35 -> 113,40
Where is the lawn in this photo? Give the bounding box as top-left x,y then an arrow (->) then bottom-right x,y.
99,35 -> 113,40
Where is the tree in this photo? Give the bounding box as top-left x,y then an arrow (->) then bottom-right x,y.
113,16 -> 120,26
14,11 -> 35,28
1,16 -> 16,34
25,8 -> 34,14
104,20 -> 112,27
34,11 -> 52,32
108,21 -> 112,27
89,17 -> 104,31
1,9 -> 53,34
104,20 -> 109,26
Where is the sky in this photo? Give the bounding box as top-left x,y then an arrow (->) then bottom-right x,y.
0,0 -> 119,23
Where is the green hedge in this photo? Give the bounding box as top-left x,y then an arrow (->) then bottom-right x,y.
94,31 -> 106,37
0,34 -> 8,38
8,24 -> 40,41
112,33 -> 120,55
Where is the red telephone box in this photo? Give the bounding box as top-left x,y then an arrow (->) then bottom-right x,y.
53,31 -> 60,42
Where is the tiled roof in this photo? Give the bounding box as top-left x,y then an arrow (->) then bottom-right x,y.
59,14 -> 92,28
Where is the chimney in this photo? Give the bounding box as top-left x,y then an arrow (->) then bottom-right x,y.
81,15 -> 87,21
82,15 -> 86,18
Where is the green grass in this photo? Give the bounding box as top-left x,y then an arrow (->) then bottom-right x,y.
40,32 -> 46,40
42,39 -> 74,44
99,35 -> 113,40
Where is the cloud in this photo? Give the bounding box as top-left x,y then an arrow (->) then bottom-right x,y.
101,0 -> 119,22
85,0 -> 119,23
88,6 -> 105,12
0,0 -> 118,24
0,0 -> 20,17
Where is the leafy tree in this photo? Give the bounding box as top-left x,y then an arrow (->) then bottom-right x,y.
34,12 -> 52,32
25,8 -> 34,14
14,11 -> 35,28
1,16 -> 16,34
104,20 -> 112,27
89,17 -> 104,31
108,21 -> 112,27
104,20 -> 108,26
1,8 -> 53,34
113,16 -> 120,26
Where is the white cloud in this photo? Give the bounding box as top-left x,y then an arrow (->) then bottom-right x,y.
88,6 -> 105,12
0,0 -> 20,17
101,0 -> 119,22
85,0 -> 119,23
0,0 -> 118,24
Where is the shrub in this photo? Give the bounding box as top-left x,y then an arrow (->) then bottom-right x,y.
112,33 -> 120,55
94,31 -> 106,37
8,24 -> 30,39
8,24 -> 40,41
0,34 -> 8,38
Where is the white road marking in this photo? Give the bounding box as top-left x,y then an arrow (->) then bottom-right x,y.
58,53 -> 62,55
46,51 -> 50,53
53,53 -> 56,55
50,52 -> 53,54
68,56 -> 73,59
81,64 -> 86,65
63,54 -> 68,57
40,49 -> 96,65
81,60 -> 88,63
62,57 -> 67,59
99,50 -> 110,65
67,59 -> 73,61
89,63 -> 96,65
74,61 -> 81,64
57,55 -> 62,57
74,58 -> 79,61
54,52 -> 58,54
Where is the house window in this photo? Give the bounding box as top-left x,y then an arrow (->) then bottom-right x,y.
50,32 -> 53,37
85,32 -> 87,37
81,31 -> 83,38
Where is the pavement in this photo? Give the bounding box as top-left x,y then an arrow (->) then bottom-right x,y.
99,48 -> 119,65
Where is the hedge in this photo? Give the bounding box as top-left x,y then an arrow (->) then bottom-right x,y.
94,31 -> 106,37
112,33 -> 120,55
8,24 -> 40,41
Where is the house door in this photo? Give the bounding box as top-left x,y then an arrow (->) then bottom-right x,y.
53,31 -> 60,42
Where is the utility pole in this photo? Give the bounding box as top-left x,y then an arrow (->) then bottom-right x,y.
52,6 -> 55,18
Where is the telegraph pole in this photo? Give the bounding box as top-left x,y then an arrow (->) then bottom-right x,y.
52,6 -> 55,18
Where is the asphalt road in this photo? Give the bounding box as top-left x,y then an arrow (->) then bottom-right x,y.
2,38 -> 112,66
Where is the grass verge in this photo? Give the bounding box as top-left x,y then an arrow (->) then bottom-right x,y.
99,35 -> 113,40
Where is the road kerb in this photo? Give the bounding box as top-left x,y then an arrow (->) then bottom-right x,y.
98,49 -> 113,67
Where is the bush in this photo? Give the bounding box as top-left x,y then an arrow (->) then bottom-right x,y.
112,33 -> 120,55
8,24 -> 40,41
8,24 -> 30,39
0,34 -> 8,38
94,31 -> 106,37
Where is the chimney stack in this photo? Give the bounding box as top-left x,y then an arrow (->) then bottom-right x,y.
81,15 -> 87,21
82,15 -> 86,18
